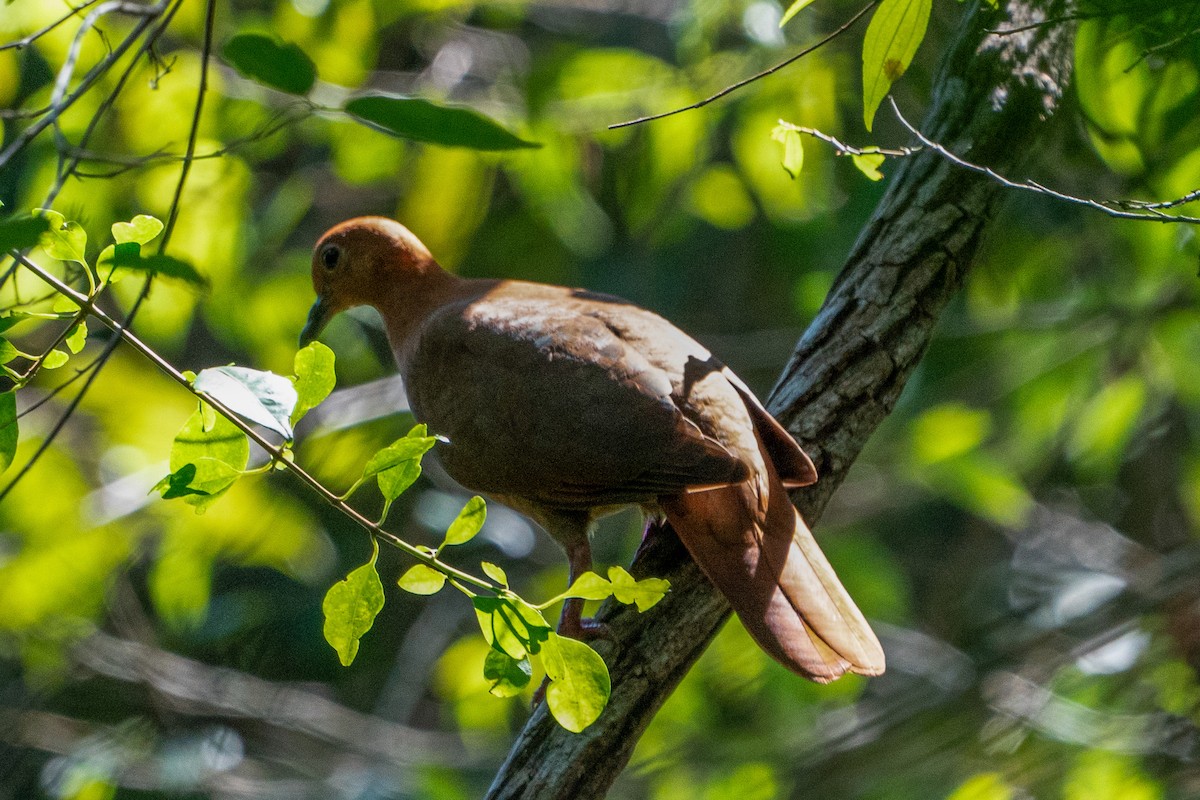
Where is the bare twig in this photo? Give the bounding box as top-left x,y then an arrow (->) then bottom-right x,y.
0,0 -> 103,52
608,0 -> 877,129
888,98 -> 1200,224
775,120 -> 922,158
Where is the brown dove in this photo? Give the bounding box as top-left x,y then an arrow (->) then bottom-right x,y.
300,217 -> 884,681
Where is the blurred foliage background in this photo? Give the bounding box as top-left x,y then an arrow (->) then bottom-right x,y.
3,0 -> 1200,797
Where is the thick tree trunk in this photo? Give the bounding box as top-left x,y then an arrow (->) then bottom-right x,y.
486,2 -> 1073,796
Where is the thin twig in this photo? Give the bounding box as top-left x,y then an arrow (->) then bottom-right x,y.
888,98 -> 1200,225
776,120 -> 921,158
608,0 -> 877,130
0,0 -> 103,52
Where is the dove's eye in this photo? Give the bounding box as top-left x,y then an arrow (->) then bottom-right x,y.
321,245 -> 340,270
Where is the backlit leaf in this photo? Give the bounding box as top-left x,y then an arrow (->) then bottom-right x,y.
484,650 -> 532,697
607,566 -> 670,612
0,338 -> 16,363
322,541 -> 385,666
444,495 -> 486,546
862,0 -> 932,131
345,94 -> 539,151
164,405 -> 250,511
223,33 -> 317,95
194,366 -> 298,439
852,152 -> 886,181
291,341 -> 336,423
481,561 -> 508,587
779,0 -> 819,27
65,322 -> 87,354
42,349 -> 69,369
562,572 -> 615,601
362,425 -> 438,479
36,209 -> 87,265
398,564 -> 446,595
541,632 -> 611,732
771,125 -> 804,179
111,215 -> 163,245
378,459 -> 421,504
0,391 -> 16,475
110,246 -> 207,287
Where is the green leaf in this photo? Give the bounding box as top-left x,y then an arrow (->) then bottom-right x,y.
0,215 -> 50,253
484,650 -> 532,698
51,294 -> 79,314
361,426 -> 438,479
779,0 -> 819,27
607,566 -> 670,612
0,391 -> 17,476
474,596 -> 551,660
481,561 -> 508,587
65,322 -> 87,354
110,246 -> 207,287
540,632 -> 611,732
378,459 -> 421,504
223,33 -> 317,95
345,94 -> 540,151
291,341 -> 336,423
561,572 -> 615,601
771,125 -> 804,179
444,495 -> 486,546
111,214 -> 163,246
41,349 -> 69,369
165,405 -> 250,511
861,0 -> 932,131
193,366 -> 298,440
322,541 -> 385,666
35,209 -> 87,265
397,564 -> 446,595
0,338 -> 16,364
852,152 -> 886,181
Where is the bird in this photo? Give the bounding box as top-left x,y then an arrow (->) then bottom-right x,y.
299,216 -> 885,682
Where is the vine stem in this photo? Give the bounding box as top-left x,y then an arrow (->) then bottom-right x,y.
11,253 -> 497,594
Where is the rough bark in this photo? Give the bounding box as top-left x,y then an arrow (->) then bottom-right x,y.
486,1 -> 1073,796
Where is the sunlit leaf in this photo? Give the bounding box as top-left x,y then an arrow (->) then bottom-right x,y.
378,459 -> 421,505
0,215 -> 50,253
444,495 -> 486,546
483,649 -> 532,697
540,632 -> 611,732
110,246 -> 207,287
607,566 -> 669,611
223,33 -> 317,95
291,341 -> 336,423
345,94 -> 539,151
194,366 -> 298,439
65,322 -> 87,354
481,561 -> 508,587
398,563 -> 447,595
912,404 -> 991,464
35,209 -> 87,265
362,425 -> 438,479
0,338 -> 16,364
862,0 -> 932,131
0,391 -> 17,475
561,572 -> 615,601
779,0 -> 819,28
852,152 -> 886,180
771,125 -> 804,179
474,595 -> 550,660
111,214 -> 164,246
41,349 -> 69,369
322,540 -> 385,666
163,405 -> 250,511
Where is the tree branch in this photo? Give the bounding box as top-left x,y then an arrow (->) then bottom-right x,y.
486,0 -> 1074,796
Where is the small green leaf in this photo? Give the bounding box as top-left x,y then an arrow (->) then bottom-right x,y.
0,391 -> 17,476
65,322 -> 87,354
0,215 -> 50,253
35,209 -> 87,265
378,459 -> 421,505
484,650 -> 532,698
110,247 -> 207,287
223,33 -> 317,95
322,541 -> 385,666
540,632 -> 611,733
51,294 -> 79,314
0,338 -> 16,364
444,495 -> 486,546
607,566 -> 670,612
474,596 -> 551,660
345,94 -> 539,151
862,0 -> 932,131
562,572 -> 615,601
852,152 -> 886,181
194,366 -> 298,440
779,0 -> 820,27
481,562 -> 508,587
771,125 -> 804,179
111,214 -> 164,245
362,427 -> 438,479
42,349 -> 69,369
291,341 -> 336,423
166,405 -> 250,510
398,564 -> 446,595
